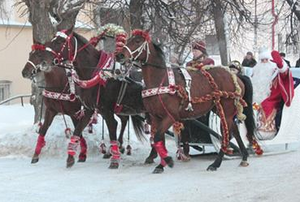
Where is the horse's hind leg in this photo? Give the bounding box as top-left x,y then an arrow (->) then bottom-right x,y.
144,146 -> 158,164
117,115 -> 129,154
231,123 -> 249,167
67,110 -> 93,168
207,149 -> 225,171
207,111 -> 234,171
32,109 -> 56,164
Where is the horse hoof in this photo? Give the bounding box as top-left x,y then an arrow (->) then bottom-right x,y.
239,161 -> 249,167
144,157 -> 155,164
31,158 -> 39,164
103,153 -> 112,159
177,155 -> 191,162
109,162 -> 119,169
66,155 -> 75,168
164,156 -> 174,168
78,158 -> 86,163
207,165 -> 218,171
78,154 -> 86,163
119,146 -> 125,154
152,165 -> 164,174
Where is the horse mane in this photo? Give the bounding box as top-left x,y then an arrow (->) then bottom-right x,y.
132,29 -> 165,61
132,29 -> 151,42
73,32 -> 90,46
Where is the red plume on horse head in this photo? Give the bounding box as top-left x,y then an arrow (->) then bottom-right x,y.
31,44 -> 46,51
132,29 -> 151,42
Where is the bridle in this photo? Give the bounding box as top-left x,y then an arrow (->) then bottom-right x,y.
123,40 -> 151,64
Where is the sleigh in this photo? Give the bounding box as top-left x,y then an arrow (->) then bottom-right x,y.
182,67 -> 300,155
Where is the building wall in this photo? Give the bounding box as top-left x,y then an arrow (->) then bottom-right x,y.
0,26 -> 32,102
0,0 -> 95,104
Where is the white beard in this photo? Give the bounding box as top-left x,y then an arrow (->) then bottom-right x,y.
251,61 -> 278,104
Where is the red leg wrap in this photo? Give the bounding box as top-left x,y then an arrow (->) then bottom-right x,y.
153,141 -> 168,159
34,135 -> 46,155
68,136 -> 80,156
160,158 -> 167,167
79,137 -> 87,156
110,141 -> 121,161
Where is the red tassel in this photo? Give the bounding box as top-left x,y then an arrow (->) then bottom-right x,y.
126,145 -> 132,155
64,128 -> 72,138
114,103 -> 123,114
88,123 -> 93,134
99,142 -> 107,154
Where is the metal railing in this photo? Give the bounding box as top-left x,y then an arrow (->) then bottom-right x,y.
0,94 -> 31,106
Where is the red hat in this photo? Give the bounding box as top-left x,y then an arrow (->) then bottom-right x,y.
192,40 -> 206,54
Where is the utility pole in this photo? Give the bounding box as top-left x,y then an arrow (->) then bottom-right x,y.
254,0 -> 258,57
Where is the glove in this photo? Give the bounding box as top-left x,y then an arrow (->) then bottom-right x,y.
271,50 -> 283,69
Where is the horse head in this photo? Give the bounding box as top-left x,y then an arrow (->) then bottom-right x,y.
22,44 -> 52,79
116,29 -> 152,66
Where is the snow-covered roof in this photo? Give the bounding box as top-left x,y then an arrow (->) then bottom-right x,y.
0,19 -> 93,30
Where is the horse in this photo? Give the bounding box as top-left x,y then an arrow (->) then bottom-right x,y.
25,29 -> 147,169
22,60 -> 89,164
116,30 -> 262,173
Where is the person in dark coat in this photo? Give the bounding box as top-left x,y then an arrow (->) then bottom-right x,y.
242,51 -> 257,67
279,52 -> 291,68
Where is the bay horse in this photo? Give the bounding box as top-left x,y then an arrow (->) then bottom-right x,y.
22,51 -> 133,163
27,29 -> 147,169
22,63 -> 88,164
116,30 -> 262,173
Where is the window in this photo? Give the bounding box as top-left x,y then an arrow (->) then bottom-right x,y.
0,80 -> 12,102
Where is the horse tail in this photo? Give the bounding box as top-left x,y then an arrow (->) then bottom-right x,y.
131,115 -> 146,141
239,75 -> 256,138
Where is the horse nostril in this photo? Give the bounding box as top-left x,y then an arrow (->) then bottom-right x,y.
22,70 -> 29,78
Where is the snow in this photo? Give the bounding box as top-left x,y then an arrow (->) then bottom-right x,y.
1,104 -> 300,202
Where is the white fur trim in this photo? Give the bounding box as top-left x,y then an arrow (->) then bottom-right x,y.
278,61 -> 288,73
259,51 -> 271,60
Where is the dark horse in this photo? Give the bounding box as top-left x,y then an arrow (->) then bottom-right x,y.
27,29 -> 146,169
116,30 -> 261,173
22,51 -> 131,164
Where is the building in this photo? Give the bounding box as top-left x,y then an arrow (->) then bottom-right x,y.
0,0 -> 94,104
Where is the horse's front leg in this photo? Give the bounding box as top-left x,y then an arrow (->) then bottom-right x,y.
70,116 -> 88,163
32,108 -> 57,164
151,116 -> 174,174
102,110 -> 120,169
117,115 -> 129,154
66,110 -> 93,168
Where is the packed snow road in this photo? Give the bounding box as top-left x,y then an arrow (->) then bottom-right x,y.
0,105 -> 300,202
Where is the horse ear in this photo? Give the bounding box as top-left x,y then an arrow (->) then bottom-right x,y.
145,28 -> 151,33
152,37 -> 162,46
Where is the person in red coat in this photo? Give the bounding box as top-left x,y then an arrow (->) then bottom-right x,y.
186,40 -> 215,69
251,50 -> 294,133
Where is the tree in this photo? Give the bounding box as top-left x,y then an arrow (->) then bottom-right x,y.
20,0 -> 86,123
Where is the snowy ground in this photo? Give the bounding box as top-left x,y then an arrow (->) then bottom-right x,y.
1,105 -> 300,202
